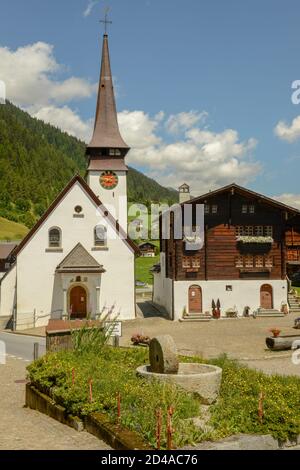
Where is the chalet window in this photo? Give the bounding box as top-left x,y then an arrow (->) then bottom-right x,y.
245,255 -> 254,268
265,226 -> 273,237
204,204 -> 218,214
94,225 -> 107,247
192,258 -> 201,268
244,226 -> 254,236
265,256 -> 273,268
49,228 -> 61,248
255,226 -> 264,236
235,256 -> 244,268
242,204 -> 255,214
182,257 -> 191,268
236,226 -> 243,237
255,256 -> 264,268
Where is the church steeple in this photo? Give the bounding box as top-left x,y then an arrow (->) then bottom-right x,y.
87,34 -> 129,157
86,30 -> 129,232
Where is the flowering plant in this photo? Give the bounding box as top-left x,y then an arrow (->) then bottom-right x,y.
131,333 -> 151,346
269,328 -> 281,338
237,236 -> 274,244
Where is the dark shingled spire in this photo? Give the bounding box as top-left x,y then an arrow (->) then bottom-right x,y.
86,34 -> 129,156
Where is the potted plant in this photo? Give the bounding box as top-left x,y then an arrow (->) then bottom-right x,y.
269,328 -> 281,338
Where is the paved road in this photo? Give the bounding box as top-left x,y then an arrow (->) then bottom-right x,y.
0,331 -> 46,362
0,357 -> 111,450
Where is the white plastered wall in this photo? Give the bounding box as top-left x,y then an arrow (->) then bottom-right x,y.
9,181 -> 135,329
0,265 -> 16,318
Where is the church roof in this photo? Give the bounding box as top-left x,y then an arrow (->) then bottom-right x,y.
0,243 -> 17,259
87,34 -> 129,152
56,243 -> 105,273
12,175 -> 140,258
87,158 -> 128,172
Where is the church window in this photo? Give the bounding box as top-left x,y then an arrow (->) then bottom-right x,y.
49,228 -> 61,248
75,205 -> 83,214
109,149 -> 121,156
94,225 -> 107,247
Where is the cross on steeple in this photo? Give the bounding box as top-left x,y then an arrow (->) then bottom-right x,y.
100,7 -> 112,34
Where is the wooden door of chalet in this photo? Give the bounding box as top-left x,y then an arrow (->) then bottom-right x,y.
189,286 -> 202,313
260,284 -> 273,309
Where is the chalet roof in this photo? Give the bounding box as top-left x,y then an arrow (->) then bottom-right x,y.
87,34 -> 129,152
139,242 -> 156,249
12,175 -> 140,258
0,243 -> 17,259
56,243 -> 105,273
185,183 -> 300,215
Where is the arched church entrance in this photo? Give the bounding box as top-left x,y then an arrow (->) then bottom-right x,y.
70,285 -> 87,319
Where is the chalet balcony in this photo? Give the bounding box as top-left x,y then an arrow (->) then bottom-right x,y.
239,267 -> 271,279
236,236 -> 273,254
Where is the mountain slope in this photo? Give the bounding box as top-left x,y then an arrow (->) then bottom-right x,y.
0,217 -> 29,241
0,102 -> 177,227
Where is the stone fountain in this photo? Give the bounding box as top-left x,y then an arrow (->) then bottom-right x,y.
136,335 -> 222,404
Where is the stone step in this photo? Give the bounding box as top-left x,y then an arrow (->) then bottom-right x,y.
180,315 -> 212,322
256,309 -> 284,317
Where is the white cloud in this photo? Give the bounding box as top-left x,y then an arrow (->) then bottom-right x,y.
83,1 -> 99,18
165,111 -> 208,134
119,110 -> 260,194
274,116 -> 300,143
273,194 -> 300,210
32,106 -> 93,142
0,42 -> 96,108
0,41 -> 260,194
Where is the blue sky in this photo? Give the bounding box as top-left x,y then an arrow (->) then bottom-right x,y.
1,0 -> 300,205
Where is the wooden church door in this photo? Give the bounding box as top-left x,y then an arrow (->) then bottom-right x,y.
70,286 -> 87,318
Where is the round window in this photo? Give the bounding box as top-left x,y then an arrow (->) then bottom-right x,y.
75,205 -> 83,214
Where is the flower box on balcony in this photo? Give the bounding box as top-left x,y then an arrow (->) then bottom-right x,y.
236,236 -> 274,244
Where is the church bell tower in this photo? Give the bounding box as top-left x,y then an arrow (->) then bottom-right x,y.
86,32 -> 129,231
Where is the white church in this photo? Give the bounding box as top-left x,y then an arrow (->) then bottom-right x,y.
0,33 -> 139,330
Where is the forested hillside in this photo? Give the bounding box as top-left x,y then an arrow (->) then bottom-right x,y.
0,102 -> 177,228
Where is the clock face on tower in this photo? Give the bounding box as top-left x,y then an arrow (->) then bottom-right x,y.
100,171 -> 119,190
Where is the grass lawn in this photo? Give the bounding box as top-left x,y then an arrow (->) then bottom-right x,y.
0,217 -> 28,241
292,286 -> 300,297
28,343 -> 300,449
135,255 -> 159,285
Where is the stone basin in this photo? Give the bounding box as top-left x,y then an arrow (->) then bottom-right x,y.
136,363 -> 222,404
